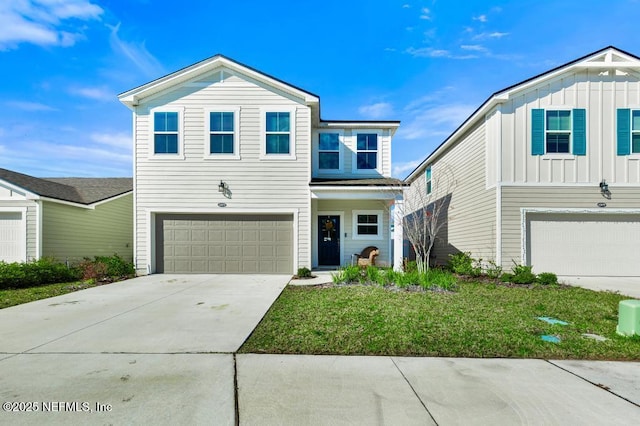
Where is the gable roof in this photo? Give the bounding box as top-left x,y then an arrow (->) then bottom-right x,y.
118,54 -> 320,109
404,46 -> 640,182
0,168 -> 132,205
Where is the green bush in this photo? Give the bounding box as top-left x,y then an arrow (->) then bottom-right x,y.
485,260 -> 503,279
0,258 -> 80,289
78,254 -> 135,281
331,265 -> 361,284
422,268 -> 457,291
448,252 -> 481,276
403,260 -> 418,273
296,267 -> 312,278
501,262 -> 537,284
537,272 -> 558,286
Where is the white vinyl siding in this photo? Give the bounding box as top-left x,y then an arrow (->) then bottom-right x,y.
133,70 -> 311,274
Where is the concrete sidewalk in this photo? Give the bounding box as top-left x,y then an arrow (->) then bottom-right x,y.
237,355 -> 640,425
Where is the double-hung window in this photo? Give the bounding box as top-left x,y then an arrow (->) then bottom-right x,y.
206,108 -> 240,158
153,111 -> 179,154
353,210 -> 383,240
265,112 -> 291,154
633,110 -> 640,153
356,133 -> 378,170
318,132 -> 341,171
425,166 -> 432,194
545,110 -> 571,153
531,108 -> 586,156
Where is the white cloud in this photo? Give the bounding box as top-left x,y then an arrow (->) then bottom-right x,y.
406,47 -> 477,60
402,4 -> 411,8
420,7 -> 431,20
358,102 -> 393,119
69,86 -> 115,101
399,101 -> 477,141
473,31 -> 509,41
5,101 -> 57,111
90,132 -> 131,150
0,0 -> 103,50
473,14 -> 488,23
461,44 -> 487,52
109,23 -> 165,79
393,160 -> 422,178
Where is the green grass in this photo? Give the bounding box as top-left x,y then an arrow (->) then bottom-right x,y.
240,282 -> 640,360
0,281 -> 102,309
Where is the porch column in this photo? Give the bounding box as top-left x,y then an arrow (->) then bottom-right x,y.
393,199 -> 404,271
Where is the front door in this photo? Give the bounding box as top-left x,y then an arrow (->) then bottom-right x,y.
318,215 -> 340,265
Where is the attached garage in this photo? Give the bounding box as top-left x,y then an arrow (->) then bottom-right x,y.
526,212 -> 640,276
155,214 -> 293,274
0,211 -> 25,263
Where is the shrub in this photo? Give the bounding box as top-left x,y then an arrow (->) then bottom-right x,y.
423,268 -> 457,291
537,272 -> 558,286
365,266 -> 380,284
403,260 -> 418,273
77,254 -> 135,281
448,252 -> 481,276
485,260 -> 503,279
331,265 -> 361,284
0,258 -> 80,289
501,262 -> 537,284
296,267 -> 312,278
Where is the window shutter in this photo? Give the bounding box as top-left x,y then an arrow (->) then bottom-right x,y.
617,108 -> 631,156
572,109 -> 586,155
531,109 -> 545,155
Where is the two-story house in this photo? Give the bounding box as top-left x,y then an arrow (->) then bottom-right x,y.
119,55 -> 401,275
404,46 -> 640,278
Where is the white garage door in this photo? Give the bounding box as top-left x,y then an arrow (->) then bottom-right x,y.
156,214 -> 293,274
0,212 -> 24,263
528,213 -> 640,276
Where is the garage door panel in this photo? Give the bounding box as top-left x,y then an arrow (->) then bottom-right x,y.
528,213 -> 640,276
156,214 -> 293,273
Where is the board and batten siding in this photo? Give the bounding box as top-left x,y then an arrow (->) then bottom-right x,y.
133,70 -> 311,273
500,186 -> 640,269
405,120 -> 496,265
41,195 -> 133,263
312,199 -> 391,267
492,69 -> 640,186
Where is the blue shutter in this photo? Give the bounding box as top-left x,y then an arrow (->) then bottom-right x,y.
572,109 -> 586,155
617,109 -> 631,156
531,109 -> 545,155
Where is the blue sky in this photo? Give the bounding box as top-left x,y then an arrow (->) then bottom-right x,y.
2,0 -> 640,178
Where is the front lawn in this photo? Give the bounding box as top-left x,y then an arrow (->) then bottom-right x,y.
240,282 -> 640,360
0,281 -> 103,309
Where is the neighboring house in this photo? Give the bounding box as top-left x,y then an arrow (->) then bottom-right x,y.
404,46 -> 640,277
118,55 -> 401,275
0,168 -> 133,264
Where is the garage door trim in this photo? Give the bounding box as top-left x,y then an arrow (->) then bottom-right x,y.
148,208 -> 299,274
0,207 -> 27,263
521,207 -> 640,270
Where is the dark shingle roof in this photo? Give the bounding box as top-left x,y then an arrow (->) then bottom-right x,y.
0,168 -> 132,204
310,178 -> 406,187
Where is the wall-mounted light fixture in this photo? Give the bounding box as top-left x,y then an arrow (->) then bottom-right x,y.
218,180 -> 231,199
599,179 -> 611,199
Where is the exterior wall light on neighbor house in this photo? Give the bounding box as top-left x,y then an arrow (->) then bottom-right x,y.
599,179 -> 611,199
218,180 -> 232,199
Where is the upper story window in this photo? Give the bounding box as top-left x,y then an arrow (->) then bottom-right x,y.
356,133 -> 378,169
632,110 -> 640,153
206,108 -> 240,159
153,111 -> 179,154
266,112 -> 291,154
531,108 -> 586,156
319,133 -> 340,170
545,110 -> 571,153
425,166 -> 432,194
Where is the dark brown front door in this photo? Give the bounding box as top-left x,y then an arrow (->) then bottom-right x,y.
318,215 -> 340,265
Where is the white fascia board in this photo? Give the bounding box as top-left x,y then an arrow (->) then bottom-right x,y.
0,179 -> 39,200
38,196 -> 94,210
119,56 -> 319,108
91,191 -> 133,207
311,187 -> 398,200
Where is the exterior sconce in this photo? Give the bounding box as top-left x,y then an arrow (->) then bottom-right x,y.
218,181 -> 231,199
599,179 -> 610,199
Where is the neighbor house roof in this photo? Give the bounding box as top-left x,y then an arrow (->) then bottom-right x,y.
404,45 -> 640,182
0,168 -> 132,205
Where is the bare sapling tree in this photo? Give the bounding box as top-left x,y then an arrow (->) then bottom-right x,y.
395,164 -> 456,273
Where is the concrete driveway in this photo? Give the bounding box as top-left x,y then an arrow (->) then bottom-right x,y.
559,276 -> 640,299
0,274 -> 288,425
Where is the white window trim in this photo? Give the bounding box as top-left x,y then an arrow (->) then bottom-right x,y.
260,107 -> 297,160
352,209 -> 383,240
149,106 -> 185,160
204,107 -> 241,160
544,107 -> 573,155
630,108 -> 640,155
425,166 -> 433,195
315,130 -> 344,174
351,129 -> 382,174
